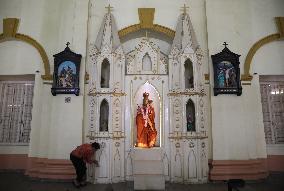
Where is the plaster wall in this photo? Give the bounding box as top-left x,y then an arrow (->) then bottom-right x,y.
0,0 -> 89,160
249,0 -> 284,74
0,41 -> 43,75
206,0 -> 284,160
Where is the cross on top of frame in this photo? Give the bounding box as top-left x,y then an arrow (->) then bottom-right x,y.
223,42 -> 228,48
180,4 -> 189,14
105,4 -> 113,13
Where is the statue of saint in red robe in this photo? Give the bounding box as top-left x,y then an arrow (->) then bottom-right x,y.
136,92 -> 157,148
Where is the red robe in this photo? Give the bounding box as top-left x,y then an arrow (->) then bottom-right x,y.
71,144 -> 95,164
136,106 -> 157,148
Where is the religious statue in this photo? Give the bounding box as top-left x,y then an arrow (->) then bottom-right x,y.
187,113 -> 194,131
136,92 -> 157,148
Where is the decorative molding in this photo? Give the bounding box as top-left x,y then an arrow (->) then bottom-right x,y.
204,74 -> 209,81
0,18 -> 51,80
153,24 -> 175,38
88,91 -> 126,97
168,90 -> 206,97
118,8 -> 175,39
209,159 -> 268,180
118,24 -> 141,37
85,72 -> 89,81
169,135 -> 208,140
41,74 -> 53,80
86,131 -> 125,140
138,8 -> 155,29
242,17 -> 283,81
241,74 -> 253,81
3,18 -> 19,37
242,82 -> 251,86
275,17 -> 284,39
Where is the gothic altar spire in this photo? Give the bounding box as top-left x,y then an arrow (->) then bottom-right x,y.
171,6 -> 199,52
94,5 -> 121,51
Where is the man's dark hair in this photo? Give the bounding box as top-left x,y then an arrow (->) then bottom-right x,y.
91,142 -> 100,150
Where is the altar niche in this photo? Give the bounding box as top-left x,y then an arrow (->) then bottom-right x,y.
186,99 -> 196,132
99,99 -> 109,132
184,59 -> 194,89
134,82 -> 161,148
100,58 -> 110,88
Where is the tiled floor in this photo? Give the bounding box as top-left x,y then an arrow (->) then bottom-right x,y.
0,171 -> 284,191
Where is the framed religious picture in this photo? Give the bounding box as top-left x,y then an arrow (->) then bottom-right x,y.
211,42 -> 242,96
51,42 -> 82,96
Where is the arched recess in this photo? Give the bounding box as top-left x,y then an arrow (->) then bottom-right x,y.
134,81 -> 160,147
99,99 -> 109,132
100,58 -> 110,88
184,59 -> 194,89
242,17 -> 284,81
142,53 -> 152,71
0,18 -> 51,80
186,99 -> 195,132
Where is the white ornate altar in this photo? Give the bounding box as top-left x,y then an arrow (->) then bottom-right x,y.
86,8 -> 208,187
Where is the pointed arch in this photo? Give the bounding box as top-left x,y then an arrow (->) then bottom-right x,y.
126,151 -> 133,178
188,149 -> 197,179
201,150 -> 207,177
186,99 -> 195,131
162,153 -> 169,177
184,59 -> 194,89
134,81 -> 161,147
174,151 -> 182,177
101,58 -> 110,88
99,99 -> 109,131
142,53 -> 152,71
98,149 -> 108,178
114,148 -> 121,177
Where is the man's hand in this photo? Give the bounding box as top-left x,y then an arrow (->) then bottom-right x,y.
93,159 -> 100,167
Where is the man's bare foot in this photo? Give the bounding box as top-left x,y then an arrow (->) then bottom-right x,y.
80,180 -> 87,187
72,179 -> 80,188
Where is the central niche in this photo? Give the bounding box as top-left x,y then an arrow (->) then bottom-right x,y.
134,82 -> 160,147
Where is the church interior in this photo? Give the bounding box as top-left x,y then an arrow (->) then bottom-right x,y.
0,0 -> 284,190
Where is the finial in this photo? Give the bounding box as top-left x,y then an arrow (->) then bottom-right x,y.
66,42 -> 70,47
223,42 -> 228,48
105,4 -> 113,14
180,4 -> 189,14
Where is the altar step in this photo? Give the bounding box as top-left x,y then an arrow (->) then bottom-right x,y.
133,148 -> 165,190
